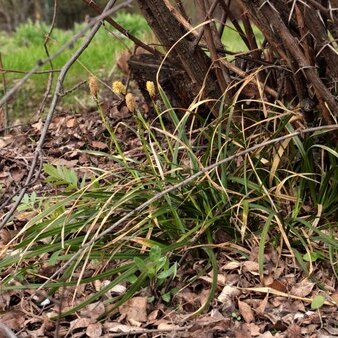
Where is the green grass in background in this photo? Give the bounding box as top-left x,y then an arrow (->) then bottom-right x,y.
0,15 -> 263,121
0,13 -> 149,119
221,24 -> 264,52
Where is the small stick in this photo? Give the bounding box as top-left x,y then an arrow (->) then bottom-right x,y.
0,53 -> 8,134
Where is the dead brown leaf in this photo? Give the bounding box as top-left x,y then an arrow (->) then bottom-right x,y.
0,311 -> 26,331
117,50 -> 132,74
0,229 -> 13,245
256,295 -> 269,315
243,261 -> 259,275
286,323 -> 302,338
157,322 -> 180,330
11,168 -> 25,182
91,140 -> 109,150
200,274 -> 226,286
49,158 -> 78,167
66,117 -> 76,128
238,300 -> 255,323
86,323 -> 102,337
244,323 -> 261,336
267,280 -> 287,293
119,296 -> 147,322
104,322 -> 144,333
290,279 -> 314,297
80,301 -> 105,319
235,324 -> 252,338
0,135 -> 13,148
70,317 -> 95,331
32,119 -> 43,132
218,285 -> 240,307
222,261 -> 241,270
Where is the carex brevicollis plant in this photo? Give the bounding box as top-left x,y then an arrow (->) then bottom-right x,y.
1,69 -> 337,320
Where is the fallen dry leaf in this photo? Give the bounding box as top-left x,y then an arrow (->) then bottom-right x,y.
235,324 -> 251,338
291,279 -> 314,298
86,323 -> 102,337
331,292 -> 338,304
0,229 -> 12,245
256,295 -> 269,315
286,323 -> 302,338
157,322 -> 180,330
80,301 -> 105,318
91,140 -> 108,150
223,261 -> 241,270
218,285 -> 240,306
0,135 -> 13,148
243,261 -> 259,274
119,296 -> 147,322
244,322 -> 261,336
238,300 -> 255,323
147,309 -> 160,321
259,332 -> 275,338
49,158 -> 78,167
200,274 -> 226,286
104,322 -> 144,333
70,317 -> 94,331
267,279 -> 287,293
0,311 -> 26,331
66,117 -> 76,128
32,119 -> 43,132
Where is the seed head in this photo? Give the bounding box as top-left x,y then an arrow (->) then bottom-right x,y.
125,93 -> 136,112
88,76 -> 98,97
112,81 -> 126,95
146,81 -> 155,98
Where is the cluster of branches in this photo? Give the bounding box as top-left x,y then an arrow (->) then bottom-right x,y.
123,0 -> 338,126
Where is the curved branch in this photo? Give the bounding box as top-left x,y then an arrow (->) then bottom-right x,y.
0,0 -> 132,228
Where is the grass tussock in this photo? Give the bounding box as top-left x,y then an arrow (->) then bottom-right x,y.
1,76 -> 337,316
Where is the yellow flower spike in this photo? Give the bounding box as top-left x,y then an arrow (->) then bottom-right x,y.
146,81 -> 155,98
125,93 -> 136,113
88,76 -> 98,97
112,81 -> 126,95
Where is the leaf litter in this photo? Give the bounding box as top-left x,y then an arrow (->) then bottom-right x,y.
0,94 -> 338,337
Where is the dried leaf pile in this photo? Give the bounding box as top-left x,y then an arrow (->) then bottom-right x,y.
1,97 -> 338,337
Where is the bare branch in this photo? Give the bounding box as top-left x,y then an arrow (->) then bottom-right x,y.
0,0 -> 133,227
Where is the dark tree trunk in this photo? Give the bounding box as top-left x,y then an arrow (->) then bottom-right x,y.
135,0 -> 223,115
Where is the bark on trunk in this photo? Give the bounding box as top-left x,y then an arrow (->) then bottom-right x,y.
135,0 -> 223,115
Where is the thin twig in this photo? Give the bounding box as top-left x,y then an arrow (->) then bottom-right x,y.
82,0 -> 162,57
35,124 -> 338,290
60,80 -> 87,97
37,0 -> 58,117
174,0 -> 190,22
0,53 -> 8,133
0,123 -> 24,133
306,0 -> 338,24
0,68 -> 61,74
0,2 -> 131,108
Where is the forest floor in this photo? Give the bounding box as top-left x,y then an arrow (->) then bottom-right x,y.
1,91 -> 338,338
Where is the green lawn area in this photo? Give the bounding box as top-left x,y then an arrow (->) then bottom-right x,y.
0,16 -> 264,120
0,13 -> 150,119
